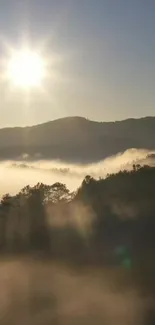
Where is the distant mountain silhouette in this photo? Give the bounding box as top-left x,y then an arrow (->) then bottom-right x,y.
0,116 -> 155,163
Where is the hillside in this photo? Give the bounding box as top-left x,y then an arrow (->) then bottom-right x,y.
0,116 -> 155,162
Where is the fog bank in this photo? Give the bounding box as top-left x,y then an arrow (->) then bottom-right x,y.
0,148 -> 155,196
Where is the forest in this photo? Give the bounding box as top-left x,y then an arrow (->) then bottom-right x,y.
0,164 -> 155,266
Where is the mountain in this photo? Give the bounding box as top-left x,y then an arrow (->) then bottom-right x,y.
0,116 -> 155,163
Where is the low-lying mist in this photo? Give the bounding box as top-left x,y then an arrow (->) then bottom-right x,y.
0,258 -> 152,325
0,148 -> 155,196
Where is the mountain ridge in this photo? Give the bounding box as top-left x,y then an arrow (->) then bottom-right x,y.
0,116 -> 155,163
1,115 -> 155,130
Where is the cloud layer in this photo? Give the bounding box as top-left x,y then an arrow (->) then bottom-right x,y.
0,148 -> 155,197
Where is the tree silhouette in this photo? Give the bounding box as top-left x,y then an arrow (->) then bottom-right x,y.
0,164 -> 155,274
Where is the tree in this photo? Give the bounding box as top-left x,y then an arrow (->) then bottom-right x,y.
0,194 -> 13,249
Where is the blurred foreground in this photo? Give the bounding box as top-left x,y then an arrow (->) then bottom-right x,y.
0,257 -> 154,325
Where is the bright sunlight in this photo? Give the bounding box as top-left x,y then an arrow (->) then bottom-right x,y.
7,50 -> 45,88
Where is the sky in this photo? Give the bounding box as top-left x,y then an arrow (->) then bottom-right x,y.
0,0 -> 155,127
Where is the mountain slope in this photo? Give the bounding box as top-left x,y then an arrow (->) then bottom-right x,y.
0,116 -> 155,162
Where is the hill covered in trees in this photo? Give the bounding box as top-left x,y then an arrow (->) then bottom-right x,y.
0,116 -> 155,162
1,164 -> 155,269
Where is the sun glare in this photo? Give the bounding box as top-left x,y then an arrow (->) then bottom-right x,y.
7,51 -> 45,88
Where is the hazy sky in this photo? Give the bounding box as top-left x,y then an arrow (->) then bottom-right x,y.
0,0 -> 155,127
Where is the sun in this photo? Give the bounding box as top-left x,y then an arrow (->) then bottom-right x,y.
7,50 -> 45,88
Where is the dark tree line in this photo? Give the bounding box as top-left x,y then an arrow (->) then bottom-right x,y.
1,164 -> 155,269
